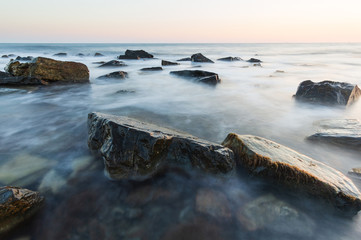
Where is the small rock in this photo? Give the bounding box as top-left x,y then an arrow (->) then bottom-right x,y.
118,49 -> 153,59
15,56 -> 33,61
114,89 -> 136,94
98,60 -> 127,67
177,57 -> 192,61
170,70 -> 221,85
217,57 -> 241,61
76,53 -> 85,57
92,61 -> 106,64
191,53 -> 214,63
94,52 -> 104,57
53,53 -> 67,57
162,60 -> 179,66
247,58 -> 262,63
195,188 -> 232,219
140,67 -> 163,71
97,71 -> 128,79
253,63 -> 262,67
2,55 -> 8,58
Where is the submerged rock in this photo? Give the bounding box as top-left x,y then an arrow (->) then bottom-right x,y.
97,71 -> 128,79
294,80 -> 361,106
76,53 -> 85,57
307,119 -> 361,150
217,57 -> 241,61
196,188 -> 232,219
94,52 -> 104,57
98,60 -> 127,67
15,56 -> 33,61
170,70 -> 221,85
247,58 -> 262,63
118,49 -> 153,59
140,67 -> 163,71
161,60 -> 179,66
4,57 -> 89,85
237,194 -> 315,236
87,112 -> 235,180
177,57 -> 192,61
161,221 -> 223,240
2,55 -> 8,58
191,53 -> 214,63
0,187 -> 44,234
53,53 -> 67,57
222,134 -> 361,214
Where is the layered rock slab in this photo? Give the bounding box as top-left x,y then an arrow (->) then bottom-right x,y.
88,112 -> 235,180
222,133 -> 361,214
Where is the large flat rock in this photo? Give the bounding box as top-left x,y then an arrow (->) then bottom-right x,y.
88,112 -> 235,180
222,133 -> 361,214
307,119 -> 361,150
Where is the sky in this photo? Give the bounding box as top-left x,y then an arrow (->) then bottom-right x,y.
1,0 -> 361,43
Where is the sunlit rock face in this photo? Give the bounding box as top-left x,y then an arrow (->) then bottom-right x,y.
87,112 -> 235,180
294,80 -> 361,106
222,133 -> 361,214
0,187 -> 44,234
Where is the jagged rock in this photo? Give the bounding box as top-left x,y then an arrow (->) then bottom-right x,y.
162,60 -> 179,66
53,53 -> 67,57
1,55 -> 8,58
191,53 -> 214,63
170,70 -> 221,85
87,112 -> 235,180
118,49 -> 153,59
237,194 -> 315,236
94,52 -> 104,57
0,187 -> 44,234
98,60 -> 127,67
140,67 -> 163,71
307,119 -> 361,150
177,57 -> 192,61
4,57 -> 89,85
294,80 -> 361,106
15,56 -> 33,61
247,58 -> 262,63
217,57 -> 241,61
222,134 -> 361,214
196,188 -> 232,219
97,71 -> 128,79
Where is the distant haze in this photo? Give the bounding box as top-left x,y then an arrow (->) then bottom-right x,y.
1,0 -> 361,43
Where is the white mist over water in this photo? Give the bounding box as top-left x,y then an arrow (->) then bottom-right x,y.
1,43 -> 361,239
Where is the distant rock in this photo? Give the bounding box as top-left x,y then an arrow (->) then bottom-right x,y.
253,63 -> 262,67
162,60 -> 179,66
115,89 -> 136,94
88,112 -> 235,180
118,49 -> 153,59
76,53 -> 85,57
98,60 -> 127,67
97,71 -> 128,79
217,57 -> 241,61
53,53 -> 67,57
177,57 -> 192,61
294,80 -> 361,106
191,53 -> 214,63
8,54 -> 16,57
0,187 -> 44,234
94,52 -> 104,57
170,70 -> 221,85
196,188 -> 232,219
2,57 -> 89,85
140,67 -> 163,71
15,56 -> 33,61
92,61 -> 106,64
222,133 -> 361,214
247,58 -> 262,63
307,119 -> 361,150
1,55 -> 8,58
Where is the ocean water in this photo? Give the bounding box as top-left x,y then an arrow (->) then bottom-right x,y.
1,43 -> 361,239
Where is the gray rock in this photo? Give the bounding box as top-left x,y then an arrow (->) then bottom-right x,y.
76,53 -> 85,57
53,53 -> 67,57
294,80 -> 361,106
247,58 -> 262,63
97,71 -> 128,79
99,60 -> 127,67
162,60 -> 179,66
15,56 -> 33,61
94,52 -> 104,57
222,134 -> 361,214
307,119 -> 361,150
0,187 -> 44,234
177,57 -> 192,61
217,57 -> 242,61
140,67 -> 163,71
170,70 -> 221,85
87,112 -> 235,180
191,53 -> 214,63
118,49 -> 153,59
1,55 -> 8,58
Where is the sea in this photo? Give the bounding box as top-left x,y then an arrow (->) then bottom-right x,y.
1,43 -> 361,239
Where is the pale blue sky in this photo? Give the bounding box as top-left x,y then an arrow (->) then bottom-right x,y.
1,0 -> 360,42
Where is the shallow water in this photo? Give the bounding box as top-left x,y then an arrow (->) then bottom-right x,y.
1,43 -> 361,239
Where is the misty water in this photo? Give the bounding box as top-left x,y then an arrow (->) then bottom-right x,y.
1,43 -> 361,239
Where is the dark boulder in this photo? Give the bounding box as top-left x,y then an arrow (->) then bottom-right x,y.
0,187 -> 44,234
247,58 -> 262,63
1,55 -> 8,58
191,53 -> 214,63
217,57 -> 241,61
222,133 -> 361,214
15,56 -> 33,61
76,53 -> 85,57
294,80 -> 361,106
92,61 -> 106,64
177,57 -> 192,61
3,57 -> 89,85
98,60 -> 127,67
140,67 -> 163,71
307,119 -> 361,150
0,71 -> 44,85
162,60 -> 179,66
53,53 -> 67,57
170,70 -> 221,85
97,71 -> 128,79
94,52 -> 104,57
118,49 -> 153,59
87,112 -> 235,180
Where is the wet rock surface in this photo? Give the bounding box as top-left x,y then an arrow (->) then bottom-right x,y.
161,60 -> 179,66
98,60 -> 127,67
218,57 -> 241,61
170,70 -> 221,85
0,187 -> 44,234
307,119 -> 361,150
247,58 -> 262,63
2,55 -> 9,58
87,112 -> 235,180
140,67 -> 163,71
53,53 -> 67,57
15,56 -> 33,61
97,71 -> 128,79
177,57 -> 191,61
191,53 -> 214,63
294,80 -> 361,106
222,133 -> 361,214
118,49 -> 153,59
